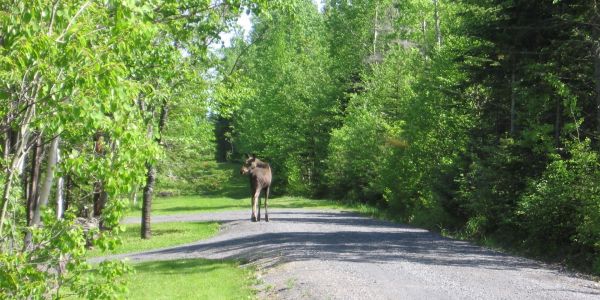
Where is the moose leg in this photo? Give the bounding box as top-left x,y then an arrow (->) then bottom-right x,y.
264,186 -> 270,222
251,189 -> 260,222
257,193 -> 261,221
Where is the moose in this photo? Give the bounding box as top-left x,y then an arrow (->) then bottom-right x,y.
240,154 -> 272,222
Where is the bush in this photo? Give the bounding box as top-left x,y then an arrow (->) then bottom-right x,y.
0,209 -> 131,299
157,160 -> 230,195
517,140 -> 600,270
325,106 -> 386,203
454,138 -> 543,238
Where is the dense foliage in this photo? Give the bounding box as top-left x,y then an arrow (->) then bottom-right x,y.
3,1 -> 600,298
0,0 -> 273,298
217,0 -> 600,274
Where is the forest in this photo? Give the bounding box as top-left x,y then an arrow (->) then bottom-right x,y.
1,0 -> 600,298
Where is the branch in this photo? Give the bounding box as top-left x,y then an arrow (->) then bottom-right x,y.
56,0 -> 92,43
226,27 -> 268,77
153,2 -> 227,24
48,0 -> 60,36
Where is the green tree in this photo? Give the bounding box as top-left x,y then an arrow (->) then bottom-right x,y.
0,0 -> 276,297
0,1 -> 156,297
224,0 -> 336,195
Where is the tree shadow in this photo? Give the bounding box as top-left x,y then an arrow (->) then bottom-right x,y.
113,210 -> 540,272
160,205 -> 246,213
134,230 -> 539,271
133,258 -> 237,275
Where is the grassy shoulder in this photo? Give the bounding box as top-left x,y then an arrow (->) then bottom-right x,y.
87,222 -> 220,257
129,162 -> 351,217
127,259 -> 256,300
126,195 -> 349,217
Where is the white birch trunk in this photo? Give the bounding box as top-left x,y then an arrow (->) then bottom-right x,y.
433,0 -> 442,47
373,2 -> 379,56
56,147 -> 64,219
33,136 -> 59,225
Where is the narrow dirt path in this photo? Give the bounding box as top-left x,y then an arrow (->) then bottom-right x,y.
98,209 -> 600,299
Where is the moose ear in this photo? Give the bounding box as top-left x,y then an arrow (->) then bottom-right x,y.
251,153 -> 256,159
244,153 -> 249,158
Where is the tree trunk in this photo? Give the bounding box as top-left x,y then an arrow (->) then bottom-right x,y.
64,175 -> 72,212
554,97 -> 561,147
594,33 -> 600,139
433,0 -> 442,47
141,164 -> 155,239
33,136 -> 59,225
2,129 -> 10,168
0,105 -> 35,237
24,136 -> 42,248
421,18 -> 427,55
0,168 -> 15,239
592,3 -> 600,141
92,132 -> 106,218
373,2 -> 379,56
140,102 -> 169,239
131,185 -> 138,206
510,64 -> 516,136
56,147 -> 64,219
0,72 -> 39,239
93,182 -> 107,217
27,135 -> 42,225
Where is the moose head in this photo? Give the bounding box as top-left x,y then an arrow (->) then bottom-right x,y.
240,153 -> 257,175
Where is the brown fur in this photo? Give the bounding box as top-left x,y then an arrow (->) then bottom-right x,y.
240,154 -> 272,222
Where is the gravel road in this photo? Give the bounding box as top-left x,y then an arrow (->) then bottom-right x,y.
98,209 -> 600,299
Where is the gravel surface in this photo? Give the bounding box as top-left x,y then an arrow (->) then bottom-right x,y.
97,209 -> 600,299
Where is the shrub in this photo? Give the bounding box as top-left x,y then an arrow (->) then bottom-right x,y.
517,140 -> 600,269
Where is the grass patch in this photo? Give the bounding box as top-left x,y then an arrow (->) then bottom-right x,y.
126,195 -> 348,217
127,259 -> 256,300
127,162 -> 351,217
87,222 -> 219,257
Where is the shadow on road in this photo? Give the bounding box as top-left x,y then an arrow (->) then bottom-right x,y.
127,210 -> 541,272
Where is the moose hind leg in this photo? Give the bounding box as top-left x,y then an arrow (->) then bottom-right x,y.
264,186 -> 270,222
251,189 -> 260,222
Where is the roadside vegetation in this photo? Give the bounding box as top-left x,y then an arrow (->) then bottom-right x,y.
127,259 -> 257,300
3,1 -> 600,299
127,195 -> 348,217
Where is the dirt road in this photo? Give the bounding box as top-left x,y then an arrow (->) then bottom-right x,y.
99,209 -> 600,299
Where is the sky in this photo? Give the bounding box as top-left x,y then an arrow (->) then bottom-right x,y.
217,12 -> 252,48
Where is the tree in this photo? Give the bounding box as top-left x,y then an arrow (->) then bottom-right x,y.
0,1 -> 157,297
0,0 -> 276,297
221,0 -> 336,195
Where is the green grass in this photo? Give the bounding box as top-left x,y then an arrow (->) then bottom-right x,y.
126,259 -> 256,300
87,222 -> 220,257
127,162 -> 350,217
126,195 -> 347,217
